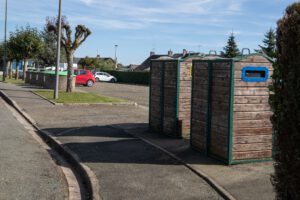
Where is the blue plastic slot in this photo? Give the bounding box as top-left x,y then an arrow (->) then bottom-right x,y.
241,67 -> 269,82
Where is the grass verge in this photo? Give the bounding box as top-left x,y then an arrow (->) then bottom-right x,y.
0,76 -> 25,85
35,90 -> 125,104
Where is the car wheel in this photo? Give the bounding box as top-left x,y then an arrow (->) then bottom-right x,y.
110,78 -> 116,83
87,80 -> 94,87
96,77 -> 100,82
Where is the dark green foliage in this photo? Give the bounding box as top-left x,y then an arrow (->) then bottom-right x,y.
36,26 -> 67,67
223,33 -> 240,58
104,70 -> 150,85
8,26 -> 43,79
258,28 -> 277,58
78,57 -> 114,71
10,26 -> 43,59
270,3 -> 300,199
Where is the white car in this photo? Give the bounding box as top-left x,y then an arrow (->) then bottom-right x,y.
94,72 -> 117,83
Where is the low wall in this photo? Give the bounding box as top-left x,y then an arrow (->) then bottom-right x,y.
25,71 -> 75,91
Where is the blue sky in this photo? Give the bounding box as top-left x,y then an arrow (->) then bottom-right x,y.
0,0 -> 296,65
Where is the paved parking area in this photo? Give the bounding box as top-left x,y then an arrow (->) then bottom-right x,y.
0,82 -> 275,200
0,83 -> 224,200
79,82 -> 149,107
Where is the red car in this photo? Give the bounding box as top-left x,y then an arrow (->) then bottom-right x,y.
74,69 -> 96,87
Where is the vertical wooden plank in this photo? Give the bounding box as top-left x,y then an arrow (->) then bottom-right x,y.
163,61 -> 179,137
149,61 -> 163,133
209,61 -> 232,161
190,61 -> 209,152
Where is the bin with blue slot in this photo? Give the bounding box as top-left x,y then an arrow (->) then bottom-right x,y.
190,53 -> 274,164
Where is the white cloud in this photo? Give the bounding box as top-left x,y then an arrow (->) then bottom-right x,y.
79,0 -> 95,6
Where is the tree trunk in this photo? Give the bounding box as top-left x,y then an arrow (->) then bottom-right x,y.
8,61 -> 12,79
23,59 -> 28,80
66,50 -> 74,93
5,61 -> 10,78
15,61 -> 19,80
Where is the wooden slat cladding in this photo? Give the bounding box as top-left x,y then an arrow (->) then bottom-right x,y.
149,59 -> 193,139
191,62 -> 209,151
149,62 -> 163,132
189,55 -> 274,164
209,62 -> 231,159
232,58 -> 273,161
234,96 -> 269,104
233,111 -> 272,120
235,55 -> 271,63
232,150 -> 272,160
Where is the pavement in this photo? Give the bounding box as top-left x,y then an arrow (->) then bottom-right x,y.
0,97 -> 68,200
0,82 -> 276,200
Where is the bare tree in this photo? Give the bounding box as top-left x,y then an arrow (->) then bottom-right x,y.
47,17 -> 91,92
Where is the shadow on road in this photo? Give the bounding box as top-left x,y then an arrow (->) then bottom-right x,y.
42,123 -> 221,166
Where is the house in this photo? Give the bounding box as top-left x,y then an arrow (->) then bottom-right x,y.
135,49 -> 203,71
119,64 -> 140,71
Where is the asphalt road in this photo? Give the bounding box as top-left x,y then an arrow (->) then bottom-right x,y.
0,98 -> 68,200
52,126 -> 223,200
0,83 -> 223,200
79,82 -> 149,107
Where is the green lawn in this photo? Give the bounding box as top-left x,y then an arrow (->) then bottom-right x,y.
0,76 -> 25,85
34,90 -> 125,104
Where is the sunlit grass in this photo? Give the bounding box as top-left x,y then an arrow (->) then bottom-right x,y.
34,90 -> 125,104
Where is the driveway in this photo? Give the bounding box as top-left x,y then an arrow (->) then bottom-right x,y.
79,82 -> 149,107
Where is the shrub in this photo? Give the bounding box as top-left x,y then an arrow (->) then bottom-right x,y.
271,3 -> 300,199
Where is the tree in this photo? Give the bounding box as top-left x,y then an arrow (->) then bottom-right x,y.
8,26 -> 43,80
19,26 -> 43,80
7,31 -> 24,80
0,42 -> 4,72
270,3 -> 300,199
47,16 -> 91,92
258,28 -> 276,58
36,26 -> 67,67
223,33 -> 240,58
78,56 -> 114,71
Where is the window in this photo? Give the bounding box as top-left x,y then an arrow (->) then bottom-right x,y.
80,70 -> 87,75
242,67 -> 269,82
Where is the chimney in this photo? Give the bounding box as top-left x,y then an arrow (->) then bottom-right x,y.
150,51 -> 155,56
168,50 -> 173,57
183,49 -> 188,57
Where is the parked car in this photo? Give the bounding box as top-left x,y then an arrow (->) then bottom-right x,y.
74,69 -> 95,87
94,72 -> 117,83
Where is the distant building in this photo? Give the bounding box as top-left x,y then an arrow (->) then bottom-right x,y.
119,64 -> 140,71
136,49 -> 203,71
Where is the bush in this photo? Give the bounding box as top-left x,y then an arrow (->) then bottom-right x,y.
104,70 -> 150,85
271,3 -> 300,199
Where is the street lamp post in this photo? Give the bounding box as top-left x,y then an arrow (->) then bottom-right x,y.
114,44 -> 118,70
2,0 -> 8,82
54,0 -> 62,99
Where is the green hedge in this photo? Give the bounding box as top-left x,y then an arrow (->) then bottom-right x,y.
271,3 -> 300,199
104,70 -> 150,85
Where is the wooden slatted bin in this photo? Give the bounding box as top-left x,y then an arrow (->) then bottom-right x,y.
149,57 -> 197,138
190,54 -> 273,164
